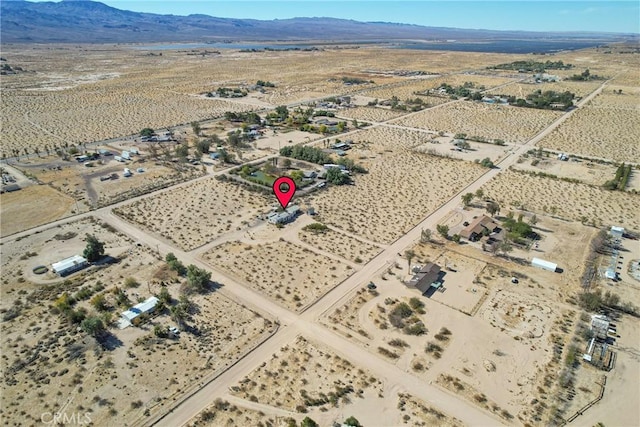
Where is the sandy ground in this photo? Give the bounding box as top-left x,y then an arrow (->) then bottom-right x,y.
0,217 -> 273,426
482,169 -> 640,231
392,102 -> 563,144
229,335 -> 384,411
488,80 -> 602,98
337,106 -> 409,122
0,184 -> 76,237
202,239 -> 354,312
512,154 -> 640,190
538,86 -> 640,162
114,178 -> 270,251
298,226 -> 383,265
310,146 -> 485,244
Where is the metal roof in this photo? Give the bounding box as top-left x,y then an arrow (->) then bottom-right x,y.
52,255 -> 87,273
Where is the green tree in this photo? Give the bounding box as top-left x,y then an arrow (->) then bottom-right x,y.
165,253 -> 186,276
420,228 -> 432,244
83,234 -> 105,262
195,139 -> 211,155
344,416 -> 362,427
326,167 -> 350,185
282,158 -> 292,169
486,201 -> 500,217
452,234 -> 461,243
461,192 -> 474,207
186,265 -> 212,294
275,105 -> 289,121
81,316 -> 105,337
170,304 -> 188,329
475,188 -> 484,200
158,286 -> 172,305
436,224 -> 450,239
301,417 -> 319,427
140,128 -> 154,137
405,249 -> 416,272
479,157 -> 494,168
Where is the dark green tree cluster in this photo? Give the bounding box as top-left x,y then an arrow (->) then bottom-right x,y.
279,145 -> 332,164
566,69 -> 604,81
184,264 -> 212,294
488,60 -> 572,72
256,80 -> 275,87
603,163 -> 632,191
326,167 -> 351,185
140,128 -> 154,137
83,234 -> 105,262
341,76 -> 371,84
513,90 -> 575,110
214,87 -> 247,98
165,253 -> 187,276
224,111 -> 261,124
502,216 -> 534,240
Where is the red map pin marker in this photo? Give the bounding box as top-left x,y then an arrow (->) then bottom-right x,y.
272,176 -> 296,209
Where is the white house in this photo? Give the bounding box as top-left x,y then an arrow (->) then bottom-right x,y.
52,255 -> 88,276
120,296 -> 160,328
267,205 -> 300,224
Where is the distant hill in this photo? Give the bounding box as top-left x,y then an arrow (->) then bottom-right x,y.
0,0 -> 633,44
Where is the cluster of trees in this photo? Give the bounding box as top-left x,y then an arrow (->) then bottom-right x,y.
279,145 -> 332,164
475,157 -> 495,168
566,69 -> 604,81
341,76 -> 372,85
435,82 -> 482,98
207,87 -> 247,98
510,90 -> 575,110
256,80 -> 275,87
224,111 -> 261,124
502,212 -> 535,241
579,289 -> 637,315
488,60 -> 572,72
603,163 -> 632,191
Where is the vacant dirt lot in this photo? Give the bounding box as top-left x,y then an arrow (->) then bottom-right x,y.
0,184 -> 76,237
311,148 -> 485,244
298,226 -> 383,264
538,86 -> 640,162
114,178 -> 269,251
393,101 -> 563,144
202,240 -> 354,311
482,169 -> 640,231
229,336 -> 383,412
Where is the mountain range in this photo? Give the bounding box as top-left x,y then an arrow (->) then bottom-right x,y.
1,0 -> 634,44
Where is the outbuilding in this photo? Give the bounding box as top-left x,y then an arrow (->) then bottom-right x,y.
52,255 -> 88,276
531,257 -> 557,272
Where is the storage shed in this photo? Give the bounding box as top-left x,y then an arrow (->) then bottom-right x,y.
52,255 -> 88,276
531,257 -> 557,272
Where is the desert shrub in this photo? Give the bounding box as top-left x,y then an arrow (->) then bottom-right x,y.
426,342 -> 443,353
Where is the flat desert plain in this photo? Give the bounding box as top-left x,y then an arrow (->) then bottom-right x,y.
392,101 -> 563,144
1,43 -> 639,427
538,85 -> 640,162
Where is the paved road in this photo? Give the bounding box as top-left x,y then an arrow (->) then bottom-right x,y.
1,76 -> 612,427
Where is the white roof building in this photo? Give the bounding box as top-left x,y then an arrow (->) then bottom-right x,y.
52,255 -> 88,276
120,296 -> 160,327
531,257 -> 557,272
610,226 -> 624,239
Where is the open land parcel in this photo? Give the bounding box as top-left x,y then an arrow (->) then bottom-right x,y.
1,42 -> 639,427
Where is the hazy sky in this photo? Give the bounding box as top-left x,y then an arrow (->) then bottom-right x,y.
29,1 -> 640,33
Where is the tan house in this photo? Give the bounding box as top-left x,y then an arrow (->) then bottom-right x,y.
460,215 -> 501,241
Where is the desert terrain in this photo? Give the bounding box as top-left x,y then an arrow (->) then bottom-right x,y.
1,42 -> 639,427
